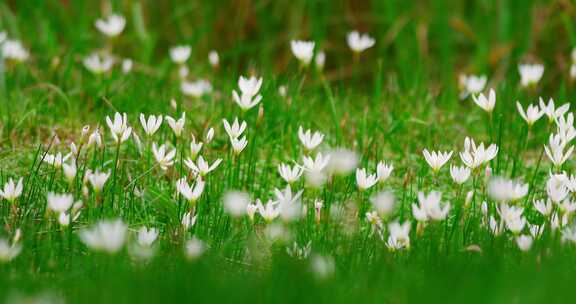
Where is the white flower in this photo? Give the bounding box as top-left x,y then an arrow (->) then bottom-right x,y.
87,170 -> 110,193
498,204 -> 526,234
121,58 -> 133,74
0,238 -> 21,263
546,173 -> 569,203
137,227 -> 159,247
105,112 -> 132,143
533,199 -> 553,216
298,126 -> 324,150
88,129 -> 103,147
208,50 -> 219,66
544,133 -> 574,167
232,90 -> 262,111
290,40 -> 315,65
302,152 -> 330,173
181,212 -> 197,230
459,74 -> 486,98
450,165 -> 470,184
487,177 -> 528,203
47,192 -> 74,213
139,114 -> 163,136
246,203 -> 258,221
376,161 -> 393,182
366,211 -> 383,231
205,128 -> 215,143
518,63 -> 544,87
256,199 -> 281,222
370,191 -> 395,217
95,14 -> 126,37
184,238 -> 205,260
0,178 -> 23,202
539,97 -> 569,122
326,148 -> 358,176
152,143 -> 176,170
62,162 -> 77,183
238,75 -> 263,97
516,235 -> 533,251
184,155 -> 222,176
412,191 -> 450,221
189,136 -> 203,158
558,199 -> 576,215
165,113 -> 186,137
346,31 -> 375,53
422,149 -> 452,172
278,163 -> 303,184
79,219 -> 127,254
356,168 -> 378,190
43,152 -> 71,168
1,39 -> 29,62
310,255 -> 335,279
176,178 -> 205,203
223,118 -> 247,139
223,191 -> 250,217
170,45 -> 191,64
459,137 -> 498,169
315,51 -> 325,70
386,221 -> 411,250
472,88 -> 496,112
516,101 -> 543,126
181,79 -> 212,98
230,136 -> 248,154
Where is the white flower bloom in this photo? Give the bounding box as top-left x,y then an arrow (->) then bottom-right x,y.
315,51 -> 325,70
223,118 -> 247,139
184,155 -> 222,176
121,58 -> 133,74
487,177 -> 528,203
298,126 -> 324,151
256,199 -> 281,222
0,238 -> 21,263
498,204 -> 526,234
62,162 -> 77,183
370,191 -> 395,217
238,75 -> 263,97
205,128 -> 215,143
412,191 -> 450,221
516,101 -> 543,126
0,178 -> 23,202
347,31 -> 375,53
546,173 -> 569,203
181,79 -> 212,98
170,45 -> 191,64
105,112 -> 132,143
489,216 -> 504,236
139,114 -> 163,136
422,149 -> 452,172
459,137 -> 498,169
181,212 -> 197,230
310,255 -> 335,279
246,203 -> 258,221
88,129 -> 103,148
79,219 -> 127,254
189,136 -> 203,159
230,136 -> 248,154
184,237 -> 205,260
47,192 -> 74,213
302,152 -> 330,173
459,74 -> 486,98
87,170 -> 110,193
290,40 -> 315,65
450,165 -> 470,184
516,235 -> 533,251
208,50 -> 219,67
43,152 -> 71,168
223,190 -> 250,218
356,168 -> 378,191
386,221 -> 411,250
1,39 -> 29,62
165,113 -> 186,137
533,199 -> 553,216
152,143 -> 176,170
376,161 -> 393,182
558,199 -> 576,215
544,133 -> 574,167
518,63 -> 544,87
232,90 -> 262,111
83,53 -> 115,74
278,163 -> 303,184
176,178 -> 205,203
95,14 -> 126,37
137,227 -> 159,247
325,149 -> 358,176
472,89 -> 496,112
539,97 -> 569,122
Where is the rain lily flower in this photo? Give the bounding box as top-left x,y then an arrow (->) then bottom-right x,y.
459,74 -> 486,99
0,237 -> 22,263
302,152 -> 331,173
459,137 -> 498,169
181,79 -> 212,98
79,219 -> 127,254
139,114 -> 163,136
450,165 -> 471,184
184,237 -> 205,260
370,191 -> 396,217
83,53 -> 114,74
326,148 -> 358,176
516,235 -> 533,251
1,40 -> 29,62
184,155 -> 222,176
290,40 -> 315,66
95,14 -> 126,37
189,136 -> 203,159
87,170 -> 111,193
422,149 -> 452,172
232,90 -> 262,111
223,118 -> 247,139
386,221 -> 411,250
152,143 -> 176,170
43,152 -> 71,168
516,101 -> 544,126
232,75 -> 263,111
205,128 -> 215,143
136,227 -> 159,247
230,136 -> 248,154
121,58 -> 132,74
62,162 -> 77,183
170,45 -> 191,64
176,178 -> 205,203
0,178 -> 23,202
518,63 -> 544,87
105,112 -> 132,143
533,199 -> 553,216
223,191 -> 250,217
488,177 -> 529,203
181,212 -> 198,230
46,192 -> 74,213
298,126 -> 324,151
539,97 -> 569,122
208,50 -> 219,67
255,199 -> 281,222
412,191 -> 451,221
165,113 -> 186,137
376,161 -> 393,182
544,133 -> 574,167
88,129 -> 103,147
498,204 -> 526,234
472,89 -> 496,113
278,163 -> 303,184
315,51 -> 325,70
356,168 -> 378,191
346,31 -> 375,53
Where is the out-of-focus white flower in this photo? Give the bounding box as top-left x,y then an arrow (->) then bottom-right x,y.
356,168 -> 378,191
87,170 -> 110,193
459,74 -> 486,99
43,152 -> 71,168
310,254 -> 335,279
184,237 -> 205,260
79,219 -> 127,254
1,39 -> 29,62
62,162 -> 77,183
326,148 -> 358,176
472,89 -> 496,112
208,50 -> 219,67
302,153 -> 330,173
0,237 -> 21,263
498,204 -> 526,234
290,40 -> 315,66
165,113 -> 186,137
46,192 -> 74,213
370,191 -> 395,217
139,114 -> 163,136
450,165 -> 470,184
386,221 -> 411,250
412,191 -> 450,221
298,126 -> 324,151
88,129 -> 103,148
315,51 -> 325,70
170,45 -> 191,64
0,178 -> 23,202
181,212 -> 197,230
181,79 -> 212,98
516,101 -> 544,126
533,199 -> 553,216
83,53 -> 115,74
121,58 -> 133,74
152,143 -> 176,170
136,227 -> 159,247
518,63 -> 544,87
488,177 -> 528,203
95,14 -> 125,37
546,173 -> 569,203
516,235 -> 533,251
223,190 -> 250,217
347,31 -> 375,53
422,149 -> 452,172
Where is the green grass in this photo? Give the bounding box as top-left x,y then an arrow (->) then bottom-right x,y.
0,0 -> 576,303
